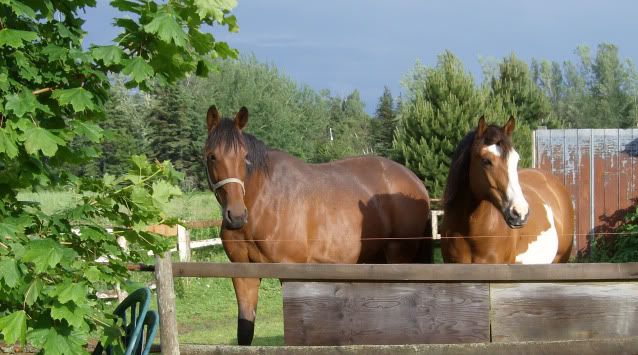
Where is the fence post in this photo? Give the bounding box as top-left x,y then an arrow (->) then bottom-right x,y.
177,225 -> 191,262
155,252 -> 180,355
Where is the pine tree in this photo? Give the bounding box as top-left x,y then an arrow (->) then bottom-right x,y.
490,54 -> 554,129
146,83 -> 200,187
394,51 -> 491,197
372,86 -> 397,158
488,54 -> 554,167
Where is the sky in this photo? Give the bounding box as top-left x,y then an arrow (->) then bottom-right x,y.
83,0 -> 638,113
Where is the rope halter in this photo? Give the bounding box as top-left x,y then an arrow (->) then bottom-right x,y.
212,177 -> 245,196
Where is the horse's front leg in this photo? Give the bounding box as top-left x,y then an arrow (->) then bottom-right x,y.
232,277 -> 261,345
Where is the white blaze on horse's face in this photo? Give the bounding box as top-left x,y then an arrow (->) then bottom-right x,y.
503,148 -> 529,225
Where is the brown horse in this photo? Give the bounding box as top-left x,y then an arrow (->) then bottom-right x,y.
203,106 -> 432,345
441,116 -> 574,264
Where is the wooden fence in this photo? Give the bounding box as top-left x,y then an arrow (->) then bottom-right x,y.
534,128 -> 638,253
147,220 -> 222,262
135,260 -> 638,354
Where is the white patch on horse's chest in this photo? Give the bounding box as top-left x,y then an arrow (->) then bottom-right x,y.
515,204 -> 558,264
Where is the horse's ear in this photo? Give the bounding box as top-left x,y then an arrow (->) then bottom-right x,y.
207,105 -> 220,132
235,107 -> 248,130
503,115 -> 516,137
476,115 -> 487,138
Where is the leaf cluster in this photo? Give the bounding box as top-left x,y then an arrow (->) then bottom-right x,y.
0,0 -> 238,352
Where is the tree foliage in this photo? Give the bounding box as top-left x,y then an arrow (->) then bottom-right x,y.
0,0 -> 239,351
531,43 -> 638,128
98,56 -> 376,187
394,54 -> 497,197
371,86 -> 397,159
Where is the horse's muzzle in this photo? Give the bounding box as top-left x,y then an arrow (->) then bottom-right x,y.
504,209 -> 528,229
224,208 -> 248,230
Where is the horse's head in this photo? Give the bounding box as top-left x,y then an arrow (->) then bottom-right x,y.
469,116 -> 529,228
203,105 -> 250,230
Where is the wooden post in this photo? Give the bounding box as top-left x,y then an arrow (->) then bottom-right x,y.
177,225 -> 191,263
155,252 -> 180,355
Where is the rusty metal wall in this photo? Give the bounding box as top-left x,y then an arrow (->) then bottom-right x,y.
533,129 -> 638,252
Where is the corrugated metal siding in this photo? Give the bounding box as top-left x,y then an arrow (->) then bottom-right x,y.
533,129 -> 638,253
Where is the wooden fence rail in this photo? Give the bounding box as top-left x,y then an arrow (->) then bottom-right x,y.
143,259 -> 638,353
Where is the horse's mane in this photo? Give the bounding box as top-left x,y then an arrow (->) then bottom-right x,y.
205,118 -> 270,176
443,125 -> 513,210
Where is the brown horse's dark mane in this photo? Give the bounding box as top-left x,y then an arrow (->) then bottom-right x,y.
205,118 -> 270,176
443,124 -> 513,210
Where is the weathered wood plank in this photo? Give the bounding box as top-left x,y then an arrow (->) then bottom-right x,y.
576,129 -> 592,252
491,282 -> 638,342
171,337 -> 638,355
283,282 -> 489,345
171,262 -> 638,281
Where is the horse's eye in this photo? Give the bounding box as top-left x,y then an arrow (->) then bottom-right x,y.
245,159 -> 252,166
482,158 -> 492,166
209,155 -> 216,162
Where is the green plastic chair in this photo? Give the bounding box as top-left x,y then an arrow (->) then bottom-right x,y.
93,287 -> 158,355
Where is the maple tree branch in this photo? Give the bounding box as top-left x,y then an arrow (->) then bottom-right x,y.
32,87 -> 53,95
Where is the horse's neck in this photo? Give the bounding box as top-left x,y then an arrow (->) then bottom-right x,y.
447,186 -> 481,219
243,150 -> 283,209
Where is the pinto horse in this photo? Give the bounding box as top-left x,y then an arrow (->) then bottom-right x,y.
441,116 -> 574,264
203,106 -> 432,345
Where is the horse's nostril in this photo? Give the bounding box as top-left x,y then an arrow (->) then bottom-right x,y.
226,209 -> 233,222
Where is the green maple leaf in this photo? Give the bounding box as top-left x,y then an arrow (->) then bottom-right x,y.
152,180 -> 182,208
51,302 -> 86,328
21,239 -> 65,273
189,30 -> 215,54
0,310 -> 26,345
84,266 -> 102,283
0,128 -> 19,158
23,127 -> 66,157
0,0 -> 36,19
0,259 -> 20,288
123,57 -> 154,83
0,29 -> 38,48
30,327 -> 86,355
194,0 -> 237,22
5,91 -> 37,117
72,121 -> 103,143
41,44 -> 68,61
50,280 -> 87,305
51,87 -> 96,112
91,45 -> 124,66
131,185 -> 154,211
144,12 -> 188,47
24,279 -> 43,306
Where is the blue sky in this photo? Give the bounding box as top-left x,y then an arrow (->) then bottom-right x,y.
84,1 -> 638,113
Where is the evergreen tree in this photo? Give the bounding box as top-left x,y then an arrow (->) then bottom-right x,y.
96,77 -> 150,176
146,83 -> 200,187
394,51 -> 492,197
372,86 -> 397,158
490,54 -> 554,129
488,54 -> 553,167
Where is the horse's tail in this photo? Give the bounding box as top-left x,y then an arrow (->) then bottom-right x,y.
415,212 -> 434,264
